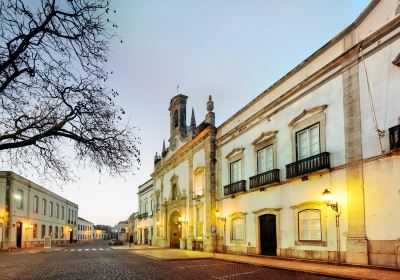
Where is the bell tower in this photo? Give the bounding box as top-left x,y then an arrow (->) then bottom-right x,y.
169,94 -> 188,142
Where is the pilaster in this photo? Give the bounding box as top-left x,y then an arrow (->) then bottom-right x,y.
342,39 -> 368,265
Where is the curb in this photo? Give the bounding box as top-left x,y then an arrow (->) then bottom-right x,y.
212,257 -> 368,280
132,252 -> 383,280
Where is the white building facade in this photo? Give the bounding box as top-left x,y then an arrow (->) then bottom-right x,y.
138,0 -> 400,268
137,179 -> 155,245
215,0 -> 400,267
77,217 -> 94,242
0,171 -> 78,249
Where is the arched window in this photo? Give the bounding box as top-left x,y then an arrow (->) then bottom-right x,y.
171,184 -> 178,200
173,110 -> 178,128
298,209 -> 321,241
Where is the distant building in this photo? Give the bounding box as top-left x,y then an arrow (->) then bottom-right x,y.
116,220 -> 128,242
136,179 -> 154,245
94,225 -> 112,240
77,217 -> 94,242
0,171 -> 78,249
127,212 -> 138,243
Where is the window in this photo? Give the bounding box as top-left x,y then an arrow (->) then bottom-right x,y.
230,160 -> 242,183
196,206 -> 203,222
193,169 -> 205,197
296,124 -> 320,160
196,206 -> 203,238
16,189 -> 23,209
56,204 -> 59,218
298,209 -> 322,241
61,206 -> 64,219
257,145 -> 273,174
231,218 -> 245,240
171,184 -> 178,200
33,224 -> 38,239
68,209 -> 71,221
33,196 -> 39,213
49,202 -> 53,217
49,226 -> 53,237
42,199 -> 47,215
41,225 -> 46,238
61,227 -> 64,238
55,226 -> 59,239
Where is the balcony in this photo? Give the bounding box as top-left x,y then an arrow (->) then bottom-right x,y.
249,169 -> 280,189
224,180 -> 246,196
389,124 -> 400,150
192,189 -> 205,199
286,152 -> 330,179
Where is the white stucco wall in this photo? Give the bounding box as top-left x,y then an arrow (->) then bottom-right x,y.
363,156 -> 400,241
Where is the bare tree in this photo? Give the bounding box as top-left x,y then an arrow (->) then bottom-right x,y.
0,0 -> 140,183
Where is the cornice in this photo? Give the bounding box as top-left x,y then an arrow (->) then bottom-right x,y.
217,18 -> 400,147
217,0 -> 380,131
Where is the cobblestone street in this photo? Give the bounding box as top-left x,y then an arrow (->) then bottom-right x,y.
0,242 -> 349,280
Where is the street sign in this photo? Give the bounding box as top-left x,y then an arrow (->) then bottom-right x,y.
211,225 -> 217,234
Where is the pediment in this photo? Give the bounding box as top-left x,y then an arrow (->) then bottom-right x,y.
251,131 -> 278,146
288,105 -> 327,127
225,147 -> 245,159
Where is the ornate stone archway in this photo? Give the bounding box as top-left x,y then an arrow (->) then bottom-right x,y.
169,210 -> 181,248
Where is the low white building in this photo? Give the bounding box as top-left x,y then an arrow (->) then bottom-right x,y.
137,179 -> 154,245
77,217 -> 94,242
0,171 -> 78,249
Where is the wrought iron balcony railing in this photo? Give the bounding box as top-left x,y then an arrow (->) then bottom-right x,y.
249,169 -> 280,189
192,189 -> 205,199
224,180 -> 246,196
286,152 -> 330,179
389,124 -> 400,150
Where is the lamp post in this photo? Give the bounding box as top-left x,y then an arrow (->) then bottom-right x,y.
215,210 -> 226,255
321,189 -> 341,264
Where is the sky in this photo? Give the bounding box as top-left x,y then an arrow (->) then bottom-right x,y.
11,0 -> 372,226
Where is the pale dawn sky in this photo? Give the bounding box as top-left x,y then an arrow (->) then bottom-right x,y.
6,0 -> 371,226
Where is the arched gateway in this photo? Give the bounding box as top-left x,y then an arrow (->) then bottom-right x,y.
169,211 -> 182,248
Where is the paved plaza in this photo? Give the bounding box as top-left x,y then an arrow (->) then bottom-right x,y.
1,241 -> 399,280
0,241 -> 357,280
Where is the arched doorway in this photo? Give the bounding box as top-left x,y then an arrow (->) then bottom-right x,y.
169,211 -> 181,248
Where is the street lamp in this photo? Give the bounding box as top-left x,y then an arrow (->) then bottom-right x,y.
321,189 -> 339,212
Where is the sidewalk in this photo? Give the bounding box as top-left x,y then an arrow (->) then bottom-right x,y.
110,244 -> 161,250
132,248 -> 400,280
